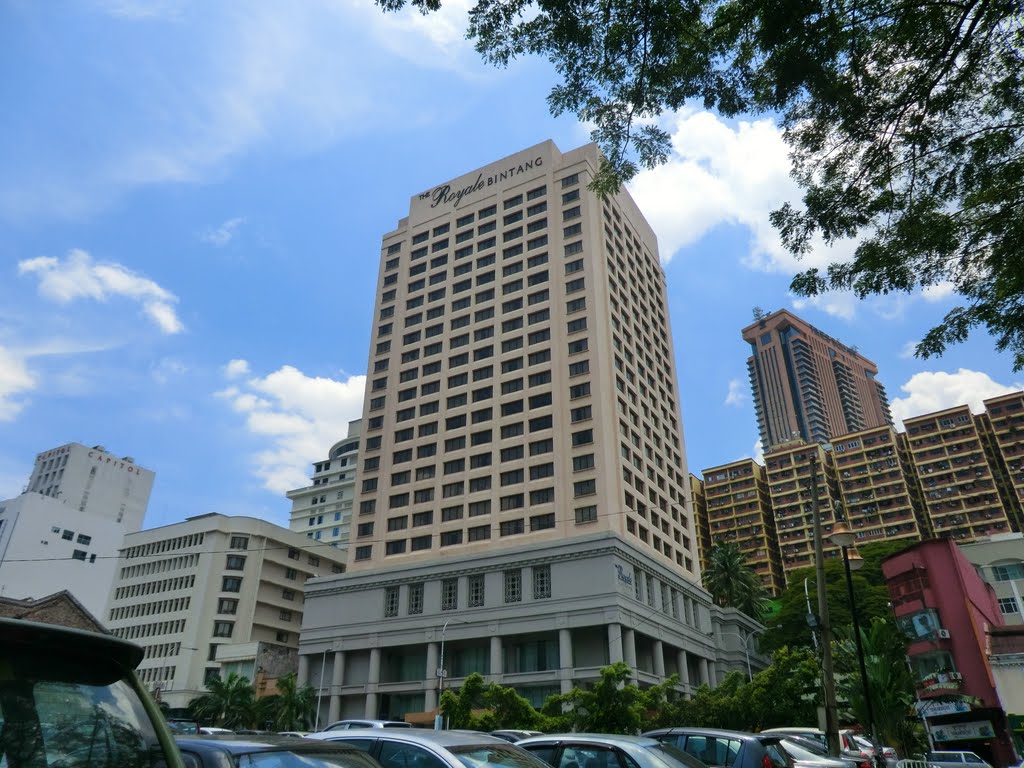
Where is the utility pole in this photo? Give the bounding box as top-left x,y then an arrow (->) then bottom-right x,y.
810,451 -> 841,757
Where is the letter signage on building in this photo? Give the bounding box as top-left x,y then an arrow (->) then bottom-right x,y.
931,720 -> 995,742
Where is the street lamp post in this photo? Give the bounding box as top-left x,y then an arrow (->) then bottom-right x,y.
809,451 -> 842,757
830,519 -> 884,768
719,630 -> 762,681
434,620 -> 451,731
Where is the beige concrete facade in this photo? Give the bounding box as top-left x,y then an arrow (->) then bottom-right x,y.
350,140 -> 699,581
701,459 -> 784,595
960,533 -> 1024,625
105,513 -> 346,709
743,309 -> 891,450
983,391 -> 1024,527
904,406 -> 1015,542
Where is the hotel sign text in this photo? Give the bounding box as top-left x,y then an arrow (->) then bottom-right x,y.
420,157 -> 544,210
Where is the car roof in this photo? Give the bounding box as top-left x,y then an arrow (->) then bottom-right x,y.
646,728 -> 761,740
0,616 -> 144,685
310,729 -> 514,747
176,735 -> 365,753
519,734 -> 664,747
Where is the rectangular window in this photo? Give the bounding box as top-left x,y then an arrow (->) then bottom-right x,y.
504,570 -> 523,602
468,574 -> 485,607
409,583 -> 425,614
385,539 -> 406,556
222,577 -> 242,593
213,621 -> 234,638
442,505 -> 463,521
533,564 -> 552,599
442,578 -> 459,610
530,512 -> 556,530
469,500 -> 491,516
384,586 -> 400,617
229,536 -> 249,550
218,598 -> 238,614
468,524 -> 491,541
573,454 -> 595,471
225,555 -> 246,570
575,505 -> 598,524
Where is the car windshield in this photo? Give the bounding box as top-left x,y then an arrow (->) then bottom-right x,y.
781,741 -> 829,761
451,744 -> 554,768
782,737 -> 827,757
648,742 -> 711,768
236,750 -> 383,768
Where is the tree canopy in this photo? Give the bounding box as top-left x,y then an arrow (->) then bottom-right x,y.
702,542 -> 770,622
376,0 -> 1024,367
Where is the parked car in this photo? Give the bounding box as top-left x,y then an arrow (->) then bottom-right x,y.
490,729 -> 546,743
176,734 -> 386,767
306,727 -> 554,768
775,738 -> 855,768
643,727 -> 787,768
516,733 -> 709,768
323,719 -> 416,731
201,726 -> 236,735
0,616 -> 185,767
760,730 -> 827,751
842,732 -> 898,768
760,728 -> 895,768
926,751 -> 993,768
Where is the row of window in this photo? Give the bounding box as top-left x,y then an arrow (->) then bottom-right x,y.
124,533 -> 205,559
109,596 -> 191,622
113,574 -> 196,601
382,564 -> 554,617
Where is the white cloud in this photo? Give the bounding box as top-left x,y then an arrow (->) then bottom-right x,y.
18,249 -> 184,334
202,217 -> 246,247
151,357 -> 188,384
921,281 -> 956,302
791,291 -> 858,321
724,378 -> 747,407
224,359 -> 251,378
0,346 -> 35,421
629,109 -> 858,274
753,439 -> 764,465
889,369 -> 1023,428
216,363 -> 365,493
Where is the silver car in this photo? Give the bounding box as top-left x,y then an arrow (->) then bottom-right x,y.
926,752 -> 993,768
306,727 -> 554,768
322,719 -> 415,732
516,733 -> 710,768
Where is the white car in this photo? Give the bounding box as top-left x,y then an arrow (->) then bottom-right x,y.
321,719 -> 415,732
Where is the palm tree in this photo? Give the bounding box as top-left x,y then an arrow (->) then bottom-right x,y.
703,542 -> 769,621
265,672 -> 317,731
187,672 -> 256,729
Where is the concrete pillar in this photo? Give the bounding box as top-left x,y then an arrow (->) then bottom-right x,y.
490,635 -> 503,677
677,650 -> 690,687
607,623 -> 624,664
329,651 -> 345,723
653,640 -> 665,678
622,628 -> 637,675
558,628 -> 573,694
298,654 -> 310,687
425,642 -> 439,711
699,657 -> 711,686
364,647 -> 381,717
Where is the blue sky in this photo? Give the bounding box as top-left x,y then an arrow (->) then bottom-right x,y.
2,0 -> 1021,530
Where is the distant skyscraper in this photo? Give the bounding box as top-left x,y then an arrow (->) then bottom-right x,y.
742,309 -> 892,450
287,420 -> 361,551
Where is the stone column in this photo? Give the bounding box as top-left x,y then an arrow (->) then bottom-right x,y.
677,650 -> 691,687
425,642 -> 439,711
490,636 -> 503,677
329,651 -> 345,723
699,657 -> 711,686
653,639 -> 665,678
558,628 -> 573,694
622,628 -> 637,677
298,654 -> 310,687
607,623 -> 624,664
365,648 -> 381,718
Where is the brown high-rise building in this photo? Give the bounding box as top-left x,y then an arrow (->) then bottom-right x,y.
982,391 -> 1024,528
743,309 -> 892,450
700,459 -> 785,595
689,474 -> 712,578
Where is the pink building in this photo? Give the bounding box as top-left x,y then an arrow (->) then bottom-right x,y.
883,539 -> 1017,766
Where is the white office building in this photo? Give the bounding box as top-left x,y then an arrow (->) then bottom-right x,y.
105,513 -> 347,709
298,141 -> 762,725
0,443 -> 155,616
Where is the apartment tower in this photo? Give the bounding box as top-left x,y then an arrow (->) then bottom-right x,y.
743,309 -> 892,450
350,141 -> 698,576
700,459 -> 784,595
300,142 -> 759,725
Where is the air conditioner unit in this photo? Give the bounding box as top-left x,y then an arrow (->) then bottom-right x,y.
936,629 -> 951,639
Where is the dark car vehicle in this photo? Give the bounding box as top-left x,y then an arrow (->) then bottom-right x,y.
643,727 -> 787,768
0,616 -> 185,768
516,733 -> 709,768
176,734 -> 387,768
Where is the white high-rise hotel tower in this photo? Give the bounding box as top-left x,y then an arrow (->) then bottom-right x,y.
299,141 -> 758,725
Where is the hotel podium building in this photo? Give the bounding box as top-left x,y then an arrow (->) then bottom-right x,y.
298,141 -> 761,725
